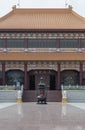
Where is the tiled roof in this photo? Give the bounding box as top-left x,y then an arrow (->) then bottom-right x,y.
0,52 -> 84,61
0,6 -> 85,30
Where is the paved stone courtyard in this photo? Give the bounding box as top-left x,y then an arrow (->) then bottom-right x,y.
0,102 -> 85,130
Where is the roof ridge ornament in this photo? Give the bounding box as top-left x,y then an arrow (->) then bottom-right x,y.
17,0 -> 20,8
68,5 -> 73,10
65,0 -> 68,7
12,5 -> 16,10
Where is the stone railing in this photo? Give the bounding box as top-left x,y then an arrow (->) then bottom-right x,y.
0,85 -> 16,90
0,85 -> 23,90
61,85 -> 85,90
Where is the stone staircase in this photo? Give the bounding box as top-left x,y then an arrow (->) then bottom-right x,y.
22,90 -> 62,102
66,90 -> 85,102
0,90 -> 18,102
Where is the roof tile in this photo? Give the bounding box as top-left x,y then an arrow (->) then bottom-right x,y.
0,7 -> 85,30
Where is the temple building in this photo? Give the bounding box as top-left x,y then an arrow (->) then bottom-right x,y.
0,5 -> 85,101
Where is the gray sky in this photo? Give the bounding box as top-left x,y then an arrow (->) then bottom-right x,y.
0,0 -> 85,17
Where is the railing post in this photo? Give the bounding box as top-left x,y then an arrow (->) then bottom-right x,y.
80,63 -> 83,86
57,63 -> 61,90
24,62 -> 28,89
2,62 -> 6,85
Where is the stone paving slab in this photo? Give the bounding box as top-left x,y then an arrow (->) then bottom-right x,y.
0,102 -> 85,130
0,103 -> 16,109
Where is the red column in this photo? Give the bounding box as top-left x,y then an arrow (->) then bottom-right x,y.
2,62 -> 6,85
80,63 -> 83,86
24,62 -> 28,90
57,63 -> 61,90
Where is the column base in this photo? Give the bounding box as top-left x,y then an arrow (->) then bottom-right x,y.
62,98 -> 67,103
17,98 -> 22,103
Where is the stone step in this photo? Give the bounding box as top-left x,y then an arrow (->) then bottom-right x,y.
64,90 -> 85,103
0,90 -> 18,102
22,90 -> 62,102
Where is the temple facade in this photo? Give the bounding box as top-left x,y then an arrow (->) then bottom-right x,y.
0,6 -> 85,101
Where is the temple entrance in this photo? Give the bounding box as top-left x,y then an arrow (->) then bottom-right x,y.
28,70 -> 57,90
23,70 -> 62,102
